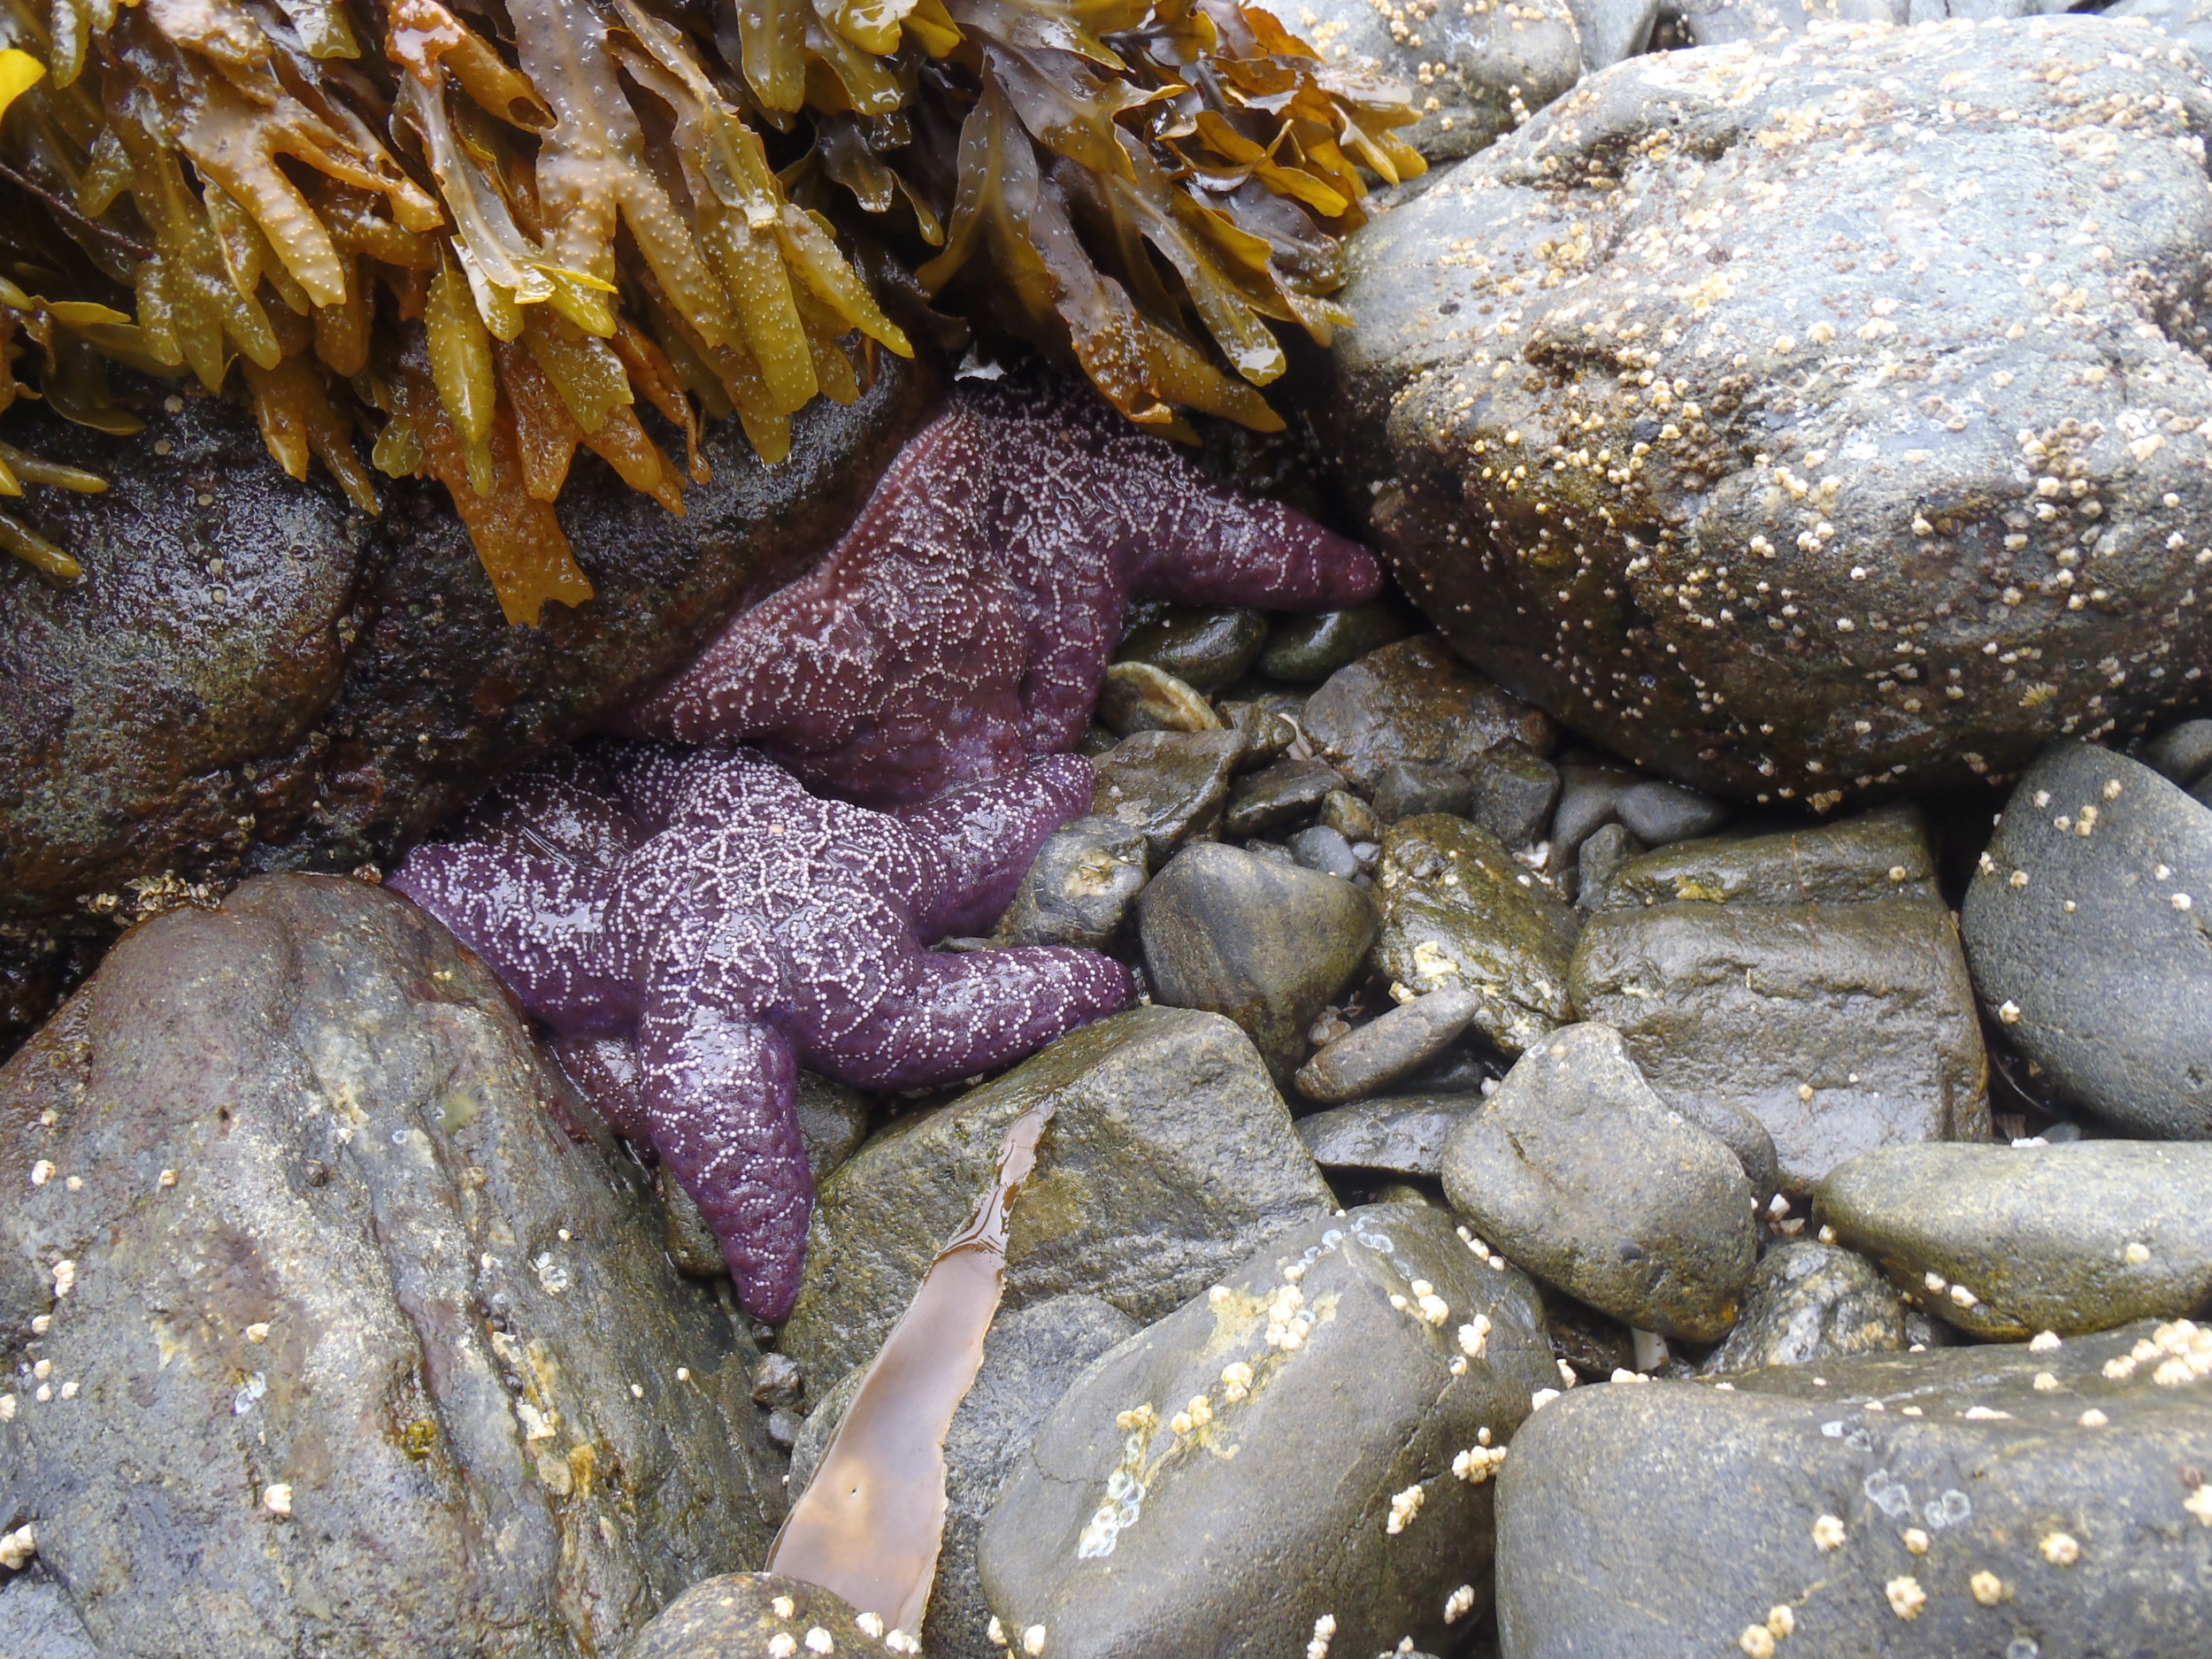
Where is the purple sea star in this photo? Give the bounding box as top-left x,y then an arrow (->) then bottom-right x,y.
387,740 -> 1134,1318
618,369 -> 1384,807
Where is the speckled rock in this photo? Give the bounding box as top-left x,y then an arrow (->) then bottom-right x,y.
0,875 -> 783,1658
1286,0 -> 1584,165
1572,886 -> 1987,1194
1259,601 -> 1415,682
789,1296 -> 1140,1659
1296,1094 -> 1485,1175
994,816 -> 1149,950
1332,18 -> 2212,807
1295,984 -> 1483,1104
1962,742 -> 2212,1140
1594,803 -> 1938,912
977,1202 -> 1560,1659
1225,757 -> 1349,836
1816,1142 -> 2212,1340
1090,728 -> 1245,865
1666,0 -> 2073,50
1702,1240 -> 1906,1375
1440,1024 -> 1757,1341
2110,0 -> 2212,58
620,1573 -> 902,1659
1373,814 -> 1581,1054
780,1006 -> 1333,1379
1496,1320 -> 2212,1659
1302,635 -> 1555,795
0,365 -> 933,1057
1139,843 -> 1379,1079
1114,604 -> 1269,692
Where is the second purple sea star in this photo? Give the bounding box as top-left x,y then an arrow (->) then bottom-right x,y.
388,741 -> 1134,1318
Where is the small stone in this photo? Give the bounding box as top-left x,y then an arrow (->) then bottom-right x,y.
1294,985 -> 1484,1105
2138,718 -> 2212,789
1319,789 -> 1380,846
995,817 -> 1149,949
1257,602 -> 1416,683
1090,729 -> 1244,866
1287,826 -> 1361,880
1703,1240 -> 1905,1376
1226,757 -> 1349,836
1302,636 -> 1553,795
1218,700 -> 1298,769
1572,823 -> 1641,912
1613,781 -> 1728,848
622,1572 -> 902,1658
1295,1095 -> 1484,1179
1465,741 -> 1562,850
1369,762 -> 1474,825
751,1353 -> 804,1409
764,1408 -> 805,1450
1114,604 -> 1268,693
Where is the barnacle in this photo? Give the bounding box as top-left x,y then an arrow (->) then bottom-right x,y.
0,0 -> 1412,618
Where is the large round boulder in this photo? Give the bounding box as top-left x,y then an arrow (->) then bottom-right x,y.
1330,16 -> 2212,809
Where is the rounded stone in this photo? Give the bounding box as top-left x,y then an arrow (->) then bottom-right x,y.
1257,601 -> 1416,683
1114,604 -> 1269,692
1613,780 -> 1729,848
994,815 -> 1149,950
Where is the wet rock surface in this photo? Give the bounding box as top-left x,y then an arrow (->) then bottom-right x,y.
1258,601 -> 1414,683
1962,741 -> 2212,1139
790,1296 -> 1139,1659
1816,1142 -> 2212,1340
619,1573 -> 904,1659
1332,19 -> 2212,805
993,816 -> 1150,950
1295,984 -> 1483,1104
1302,635 -> 1555,795
1440,1024 -> 1757,1341
1596,803 -> 1939,911
1703,1240 -> 1907,1375
0,365 -> 933,1048
1112,604 -> 1268,693
977,1201 -> 1559,1659
1572,835 -> 1987,1193
1373,813 -> 1581,1053
1089,728 -> 1245,864
780,1007 -> 1333,1379
1496,1320 -> 2212,1659
0,875 -> 782,1657
1138,843 -> 1378,1079
1296,1094 -> 1485,1177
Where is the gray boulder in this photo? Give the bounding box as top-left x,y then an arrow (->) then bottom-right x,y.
780,1007 -> 1334,1379
1497,1320 -> 2212,1659
1962,741 -> 2212,1139
1816,1141 -> 2212,1340
1331,18 -> 2212,808
978,1201 -> 1560,1659
0,875 -> 784,1657
1440,1024 -> 1758,1341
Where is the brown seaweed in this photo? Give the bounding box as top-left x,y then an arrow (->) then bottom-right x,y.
768,1102 -> 1054,1638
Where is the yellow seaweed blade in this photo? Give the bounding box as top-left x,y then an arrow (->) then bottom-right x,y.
0,50 -> 45,123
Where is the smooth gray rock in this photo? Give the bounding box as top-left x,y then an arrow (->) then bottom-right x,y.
1259,602 -> 1414,682
1288,824 -> 1361,879
1139,843 -> 1379,1079
994,815 -> 1149,949
1597,804 -> 1939,912
1302,636 -> 1555,795
1962,742 -> 2212,1139
1702,1240 -> 1906,1375
1572,822 -> 1641,911
1614,780 -> 1729,847
1114,604 -> 1268,693
1373,813 -> 1581,1054
1549,762 -> 1641,859
1568,0 -> 1661,65
1466,741 -> 1561,849
1294,984 -> 1484,1104
1296,1094 -> 1485,1177
789,1296 -> 1141,1659
1225,757 -> 1348,836
2139,717 -> 2212,790
1440,1024 -> 1758,1341
1091,728 -> 1244,865
1667,0 -> 2074,48
978,1202 -> 1560,1659
780,1006 -> 1334,1379
1496,1322 -> 2212,1659
0,876 -> 783,1658
1331,19 -> 2212,807
1572,894 -> 1988,1194
620,1574 -> 902,1659
1816,1141 -> 2212,1340
1371,760 -> 1477,824
1284,0 -> 1583,165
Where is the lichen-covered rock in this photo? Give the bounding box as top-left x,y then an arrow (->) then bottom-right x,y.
1373,813 -> 1581,1053
1331,18 -> 2212,807
1286,0 -> 1585,165
0,364 -> 933,1056
978,1201 -> 1559,1659
1816,1142 -> 2212,1339
1571,872 -> 1986,1193
1302,635 -> 1555,795
0,875 -> 783,1658
1962,741 -> 2212,1139
780,1007 -> 1334,1379
1702,1240 -> 1906,1374
1496,1319 -> 2212,1659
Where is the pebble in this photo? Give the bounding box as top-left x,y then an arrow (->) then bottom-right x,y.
1613,780 -> 1728,848
1090,729 -> 1243,865
1466,741 -> 1562,850
1548,763 -> 1643,862
1286,825 -> 1361,879
1113,604 -> 1268,693
1257,602 -> 1415,683
1572,823 -> 1641,912
994,816 -> 1149,950
1294,984 -> 1484,1105
1440,1024 -> 1757,1342
2137,718 -> 2212,791
1302,636 -> 1554,796
1294,1095 -> 1485,1179
1319,788 -> 1380,845
1369,761 -> 1475,824
620,1572 -> 908,1659
1815,1142 -> 2212,1340
1138,844 -> 1378,1080
1225,757 -> 1349,837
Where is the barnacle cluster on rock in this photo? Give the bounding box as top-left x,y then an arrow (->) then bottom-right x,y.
0,0 -> 1417,620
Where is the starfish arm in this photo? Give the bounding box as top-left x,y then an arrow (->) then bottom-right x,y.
899,754 -> 1097,939
818,944 -> 1137,1093
460,746 -> 645,870
638,994 -> 812,1320
388,843 -> 634,1035
549,1033 -> 650,1141
1125,476 -> 1384,611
